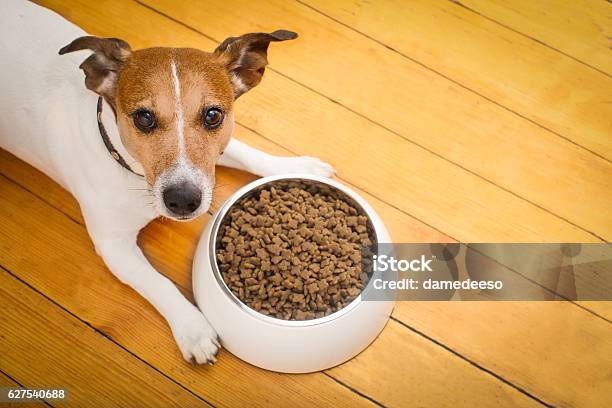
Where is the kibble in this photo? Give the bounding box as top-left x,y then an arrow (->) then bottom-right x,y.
216,181 -> 374,320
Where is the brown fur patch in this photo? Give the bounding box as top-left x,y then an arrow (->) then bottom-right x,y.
115,47 -> 234,184
58,36 -> 132,108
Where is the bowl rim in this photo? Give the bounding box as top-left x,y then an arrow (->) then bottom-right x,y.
208,174 -> 383,327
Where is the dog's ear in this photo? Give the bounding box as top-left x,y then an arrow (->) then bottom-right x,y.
59,36 -> 132,108
214,30 -> 297,99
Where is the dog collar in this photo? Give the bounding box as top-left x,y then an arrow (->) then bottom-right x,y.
97,97 -> 143,177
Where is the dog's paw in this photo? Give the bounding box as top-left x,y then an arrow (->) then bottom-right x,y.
292,156 -> 336,177
261,156 -> 335,177
172,311 -> 220,365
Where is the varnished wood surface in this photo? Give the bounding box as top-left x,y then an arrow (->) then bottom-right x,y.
1,1 -> 611,406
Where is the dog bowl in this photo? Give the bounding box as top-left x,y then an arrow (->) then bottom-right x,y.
193,174 -> 394,373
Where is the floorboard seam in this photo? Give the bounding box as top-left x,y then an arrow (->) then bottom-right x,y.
240,68 -> 611,242
0,172 -> 195,296
295,0 -> 612,164
446,0 -> 611,78
322,372 -> 386,407
466,246 -> 612,324
0,368 -> 55,407
0,264 -> 216,408
0,172 -> 81,226
390,317 -> 553,407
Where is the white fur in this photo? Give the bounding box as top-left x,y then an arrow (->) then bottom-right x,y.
218,139 -> 335,177
170,56 -> 186,159
0,0 -> 334,364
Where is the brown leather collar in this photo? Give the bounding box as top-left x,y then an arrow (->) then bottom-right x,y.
97,97 -> 143,177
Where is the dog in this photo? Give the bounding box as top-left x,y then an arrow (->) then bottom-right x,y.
0,0 -> 334,364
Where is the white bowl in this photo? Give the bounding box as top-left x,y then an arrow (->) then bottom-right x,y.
193,174 -> 394,373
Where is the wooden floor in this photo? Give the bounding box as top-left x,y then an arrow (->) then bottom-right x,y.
1,0 -> 611,406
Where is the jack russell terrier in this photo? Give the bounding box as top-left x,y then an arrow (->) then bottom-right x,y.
0,0 -> 334,364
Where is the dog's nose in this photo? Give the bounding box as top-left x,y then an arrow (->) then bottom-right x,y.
163,182 -> 202,216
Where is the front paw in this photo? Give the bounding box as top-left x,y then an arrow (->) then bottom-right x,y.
172,311 -> 220,365
293,156 -> 335,177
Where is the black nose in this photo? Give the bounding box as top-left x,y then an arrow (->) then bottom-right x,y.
162,182 -> 202,216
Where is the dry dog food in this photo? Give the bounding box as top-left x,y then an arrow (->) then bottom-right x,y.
216,182 -> 375,320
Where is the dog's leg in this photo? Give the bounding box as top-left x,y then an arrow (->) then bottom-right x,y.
93,235 -> 219,364
218,138 -> 335,177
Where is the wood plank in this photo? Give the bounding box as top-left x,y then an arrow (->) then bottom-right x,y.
0,177 -> 375,407
0,148 -> 83,224
35,0 -> 607,243
139,0 -> 612,239
327,319 -> 540,408
395,302 -> 612,408
301,0 -> 612,160
0,371 -> 47,407
0,269 -> 212,408
461,0 -> 612,75
0,372 -> 20,387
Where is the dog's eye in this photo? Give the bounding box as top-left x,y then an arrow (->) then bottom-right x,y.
202,107 -> 224,129
133,109 -> 156,133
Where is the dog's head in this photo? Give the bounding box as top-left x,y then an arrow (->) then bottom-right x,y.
60,31 -> 296,221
